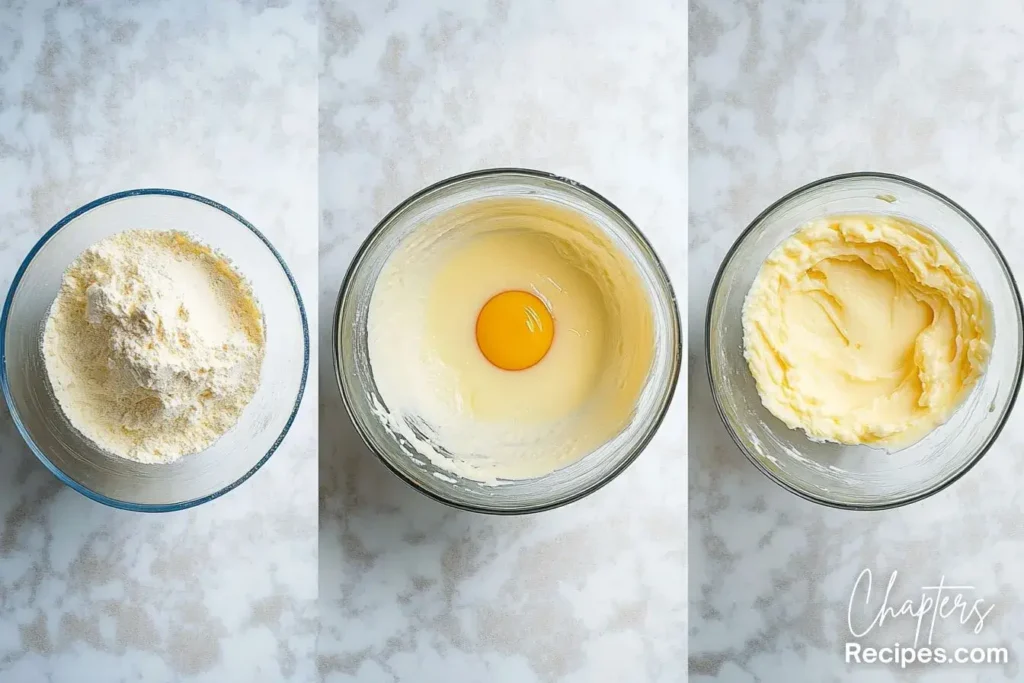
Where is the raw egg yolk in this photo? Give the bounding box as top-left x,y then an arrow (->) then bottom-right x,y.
475,290 -> 554,371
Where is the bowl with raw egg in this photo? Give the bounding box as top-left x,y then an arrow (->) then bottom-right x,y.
708,172 -> 1024,510
334,168 -> 681,513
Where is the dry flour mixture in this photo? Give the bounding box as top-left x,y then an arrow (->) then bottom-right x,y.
42,230 -> 266,463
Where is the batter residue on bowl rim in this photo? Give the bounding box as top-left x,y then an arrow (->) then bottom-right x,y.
367,196 -> 656,483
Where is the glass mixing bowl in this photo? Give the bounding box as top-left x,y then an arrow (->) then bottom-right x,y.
1,189 -> 309,511
708,172 -> 1024,510
334,168 -> 681,513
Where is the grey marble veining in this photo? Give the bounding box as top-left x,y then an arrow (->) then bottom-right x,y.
0,2 -> 318,682
318,1 -> 686,681
690,2 -> 1024,682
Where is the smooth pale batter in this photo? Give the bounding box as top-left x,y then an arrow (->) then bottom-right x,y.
368,197 -> 655,483
743,215 -> 991,448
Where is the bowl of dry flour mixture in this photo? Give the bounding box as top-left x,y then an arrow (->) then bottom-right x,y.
1,189 -> 308,510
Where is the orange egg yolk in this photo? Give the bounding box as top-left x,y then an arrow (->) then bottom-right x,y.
475,290 -> 554,371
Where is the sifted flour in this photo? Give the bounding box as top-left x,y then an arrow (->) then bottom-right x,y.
42,230 -> 266,463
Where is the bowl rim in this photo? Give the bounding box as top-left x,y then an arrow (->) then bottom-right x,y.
333,167 -> 682,515
705,171 -> 1024,511
0,187 -> 310,513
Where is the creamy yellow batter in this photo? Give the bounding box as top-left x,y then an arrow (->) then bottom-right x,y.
368,197 -> 655,482
742,215 -> 991,447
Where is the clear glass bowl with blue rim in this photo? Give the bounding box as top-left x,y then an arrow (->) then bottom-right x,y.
1,189 -> 309,511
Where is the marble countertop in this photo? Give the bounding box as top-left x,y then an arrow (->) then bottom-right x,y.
0,2 -> 317,682
690,2 -> 1024,682
318,1 -> 686,681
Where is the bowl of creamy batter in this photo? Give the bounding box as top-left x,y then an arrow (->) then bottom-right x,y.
708,173 -> 1024,509
1,189 -> 308,510
335,169 -> 680,513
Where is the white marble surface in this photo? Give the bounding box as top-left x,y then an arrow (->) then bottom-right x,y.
690,1 -> 1024,681
318,1 -> 686,681
0,2 -> 317,682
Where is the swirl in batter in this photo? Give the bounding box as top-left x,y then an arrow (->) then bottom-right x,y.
743,215 -> 991,448
368,197 -> 655,482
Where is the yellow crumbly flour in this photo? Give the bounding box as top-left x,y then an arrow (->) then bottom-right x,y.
42,230 -> 265,463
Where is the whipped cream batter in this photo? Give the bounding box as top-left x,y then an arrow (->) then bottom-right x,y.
743,215 -> 991,448
368,197 -> 655,483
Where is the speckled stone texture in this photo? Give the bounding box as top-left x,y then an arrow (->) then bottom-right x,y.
0,2 -> 318,682
318,1 -> 686,681
690,1 -> 1024,681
